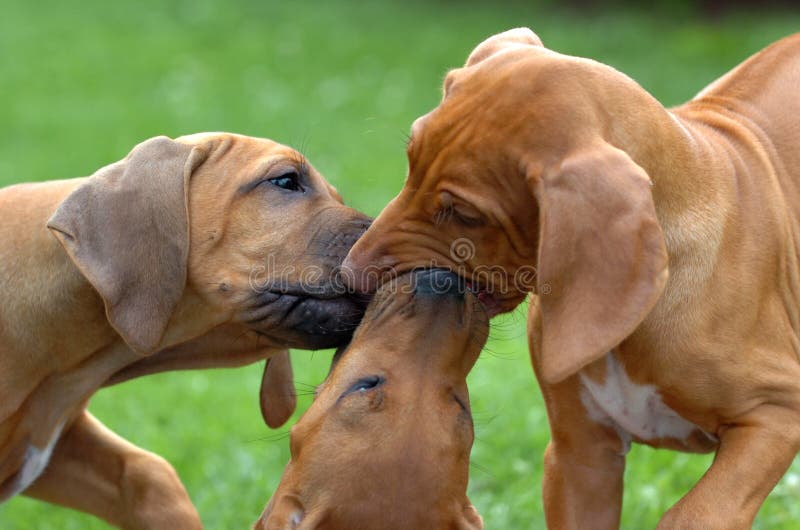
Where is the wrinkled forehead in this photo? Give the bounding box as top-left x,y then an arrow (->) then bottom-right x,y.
406,58 -> 564,189
407,69 -> 523,165
410,47 -> 556,139
406,114 -> 477,187
405,116 -> 512,196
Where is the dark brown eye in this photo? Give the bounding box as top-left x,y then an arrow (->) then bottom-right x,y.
268,172 -> 302,192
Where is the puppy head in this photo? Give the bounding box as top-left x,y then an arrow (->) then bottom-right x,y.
176,133 -> 370,351
255,269 -> 487,530
342,29 -> 668,383
48,133 -> 370,355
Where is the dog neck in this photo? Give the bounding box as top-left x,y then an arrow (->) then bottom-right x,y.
603,81 -> 793,351
604,90 -> 736,306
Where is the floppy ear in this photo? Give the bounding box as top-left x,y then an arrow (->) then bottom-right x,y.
260,350 -> 297,428
530,143 -> 668,384
465,27 -> 543,67
47,136 -> 209,354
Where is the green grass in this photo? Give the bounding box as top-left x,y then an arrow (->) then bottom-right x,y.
1,1 -> 799,528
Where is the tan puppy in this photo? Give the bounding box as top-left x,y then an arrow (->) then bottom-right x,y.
256,269 -> 486,530
0,133 -> 369,529
342,29 -> 800,528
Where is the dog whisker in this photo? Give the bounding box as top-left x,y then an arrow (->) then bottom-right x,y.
247,431 -> 291,443
468,460 -> 494,478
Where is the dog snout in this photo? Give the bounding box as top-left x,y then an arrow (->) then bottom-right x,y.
351,215 -> 372,234
340,216 -> 372,253
305,212 -> 373,274
339,252 -> 396,294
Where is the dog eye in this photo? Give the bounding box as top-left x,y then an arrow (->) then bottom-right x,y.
345,375 -> 384,395
268,172 -> 302,192
453,209 -> 483,227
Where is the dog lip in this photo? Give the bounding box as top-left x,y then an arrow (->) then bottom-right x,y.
248,293 -> 364,350
458,277 -> 504,318
476,291 -> 502,317
255,283 -> 347,301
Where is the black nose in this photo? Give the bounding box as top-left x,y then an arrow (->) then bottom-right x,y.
413,269 -> 466,297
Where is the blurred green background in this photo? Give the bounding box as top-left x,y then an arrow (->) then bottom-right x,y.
1,1 -> 799,528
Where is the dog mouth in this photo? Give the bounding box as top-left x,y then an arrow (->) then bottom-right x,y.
242,286 -> 368,349
463,280 -> 505,318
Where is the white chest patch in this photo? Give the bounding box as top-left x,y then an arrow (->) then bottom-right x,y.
579,354 -> 715,454
9,420 -> 66,498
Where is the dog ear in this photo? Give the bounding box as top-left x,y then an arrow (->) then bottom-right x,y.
465,27 -> 543,67
260,350 -> 297,428
529,143 -> 668,384
47,136 -> 209,354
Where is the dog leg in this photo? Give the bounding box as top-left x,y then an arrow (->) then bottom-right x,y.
536,379 -> 626,530
23,410 -> 202,530
657,409 -> 800,530
531,304 -> 626,530
542,431 -> 625,530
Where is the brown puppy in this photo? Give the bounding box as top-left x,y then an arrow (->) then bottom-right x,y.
256,269 -> 486,530
342,29 -> 800,528
0,133 -> 369,529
